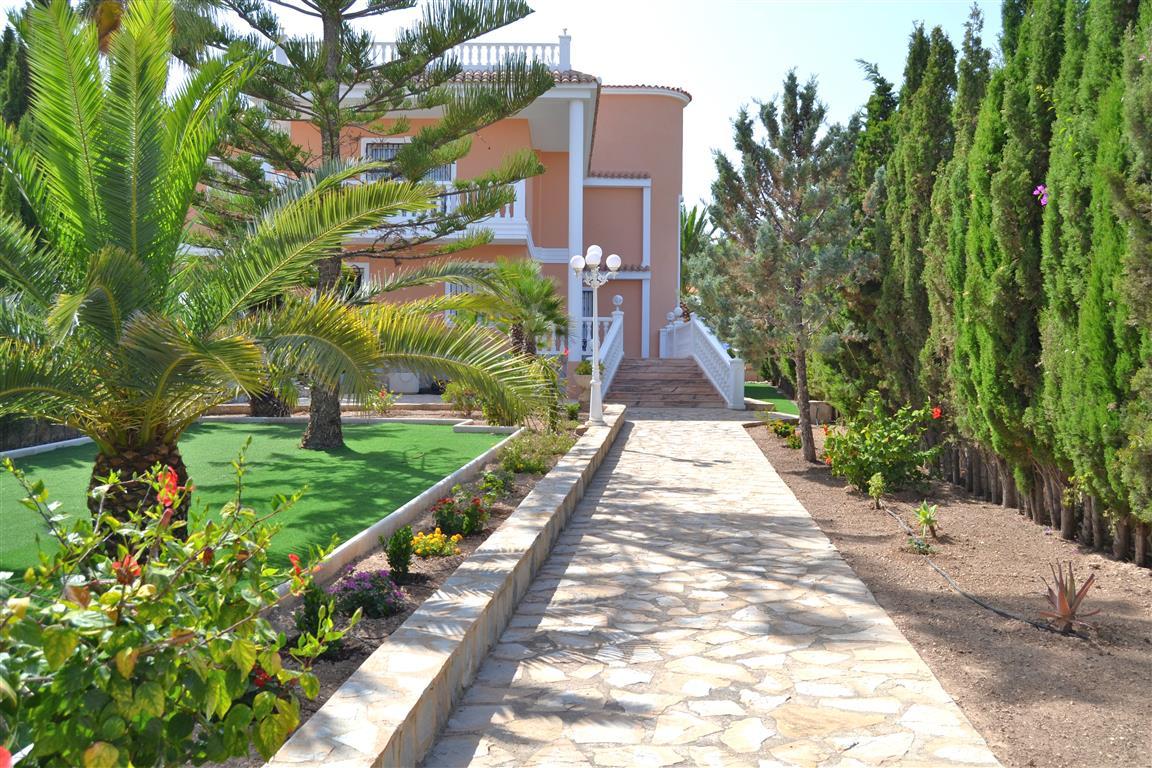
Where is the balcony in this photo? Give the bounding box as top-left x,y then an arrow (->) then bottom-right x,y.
355,178 -> 529,245
367,36 -> 570,71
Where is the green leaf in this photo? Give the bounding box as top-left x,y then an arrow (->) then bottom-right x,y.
252,690 -> 275,720
43,625 -> 79,670
134,680 -> 165,720
206,671 -> 231,719
114,647 -> 138,678
98,715 -> 127,741
83,742 -> 119,768
229,637 -> 257,675
298,671 -> 319,700
253,714 -> 287,760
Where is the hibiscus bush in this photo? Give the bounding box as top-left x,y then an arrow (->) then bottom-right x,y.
823,391 -> 938,492
0,448 -> 352,767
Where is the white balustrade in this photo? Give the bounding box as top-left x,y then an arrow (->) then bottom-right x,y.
600,306 -> 625,395
368,40 -> 565,71
660,313 -> 745,410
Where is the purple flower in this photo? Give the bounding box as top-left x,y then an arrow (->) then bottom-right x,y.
1032,184 -> 1049,207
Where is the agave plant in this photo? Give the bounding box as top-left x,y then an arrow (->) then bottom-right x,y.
1040,562 -> 1101,633
0,0 -> 541,524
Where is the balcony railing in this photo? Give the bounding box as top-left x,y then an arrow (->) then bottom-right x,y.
368,35 -> 570,71
358,178 -> 529,243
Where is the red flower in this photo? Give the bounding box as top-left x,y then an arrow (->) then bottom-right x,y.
112,554 -> 142,585
931,406 -> 943,420
288,554 -> 302,575
824,456 -> 833,466
157,465 -> 180,508
252,665 -> 270,688
0,745 -> 11,768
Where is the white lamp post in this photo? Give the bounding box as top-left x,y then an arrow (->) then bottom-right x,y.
569,245 -> 622,424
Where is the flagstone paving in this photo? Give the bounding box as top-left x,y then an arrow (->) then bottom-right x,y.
423,409 -> 1000,767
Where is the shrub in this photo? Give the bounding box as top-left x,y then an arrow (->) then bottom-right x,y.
867,472 -> 887,509
501,430 -> 575,475
573,359 -> 592,375
915,502 -> 939,539
327,569 -> 407,619
784,433 -> 802,449
412,528 -> 463,558
432,491 -> 489,536
823,392 -> 937,492
0,453 -> 352,766
295,582 -> 338,641
477,470 -> 514,502
565,402 -> 580,421
480,397 -> 519,427
771,420 -> 796,439
363,387 -> 399,416
441,381 -> 481,418
384,525 -> 414,580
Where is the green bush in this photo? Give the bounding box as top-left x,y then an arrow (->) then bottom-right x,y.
327,569 -> 407,618
477,470 -> 514,503
771,420 -> 797,439
823,392 -> 937,492
867,472 -> 887,509
501,430 -> 575,475
784,432 -> 802,449
441,381 -> 481,418
384,525 -> 414,580
564,402 -> 580,421
0,454 -> 353,766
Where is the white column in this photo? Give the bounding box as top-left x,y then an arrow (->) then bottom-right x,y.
641,279 -> 651,358
567,98 -> 585,357
642,186 -> 652,267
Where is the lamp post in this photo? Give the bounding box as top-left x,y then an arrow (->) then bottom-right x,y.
570,245 -> 622,424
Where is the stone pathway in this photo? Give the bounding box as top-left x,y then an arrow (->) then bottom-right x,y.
424,410 -> 1000,767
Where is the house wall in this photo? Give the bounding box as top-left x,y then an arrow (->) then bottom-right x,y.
587,91 -> 687,357
532,152 -> 569,248
583,187 -> 643,265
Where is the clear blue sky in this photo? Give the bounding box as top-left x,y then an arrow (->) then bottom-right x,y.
3,0 -> 1001,206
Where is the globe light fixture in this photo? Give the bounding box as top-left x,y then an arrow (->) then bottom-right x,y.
571,245 -> 622,425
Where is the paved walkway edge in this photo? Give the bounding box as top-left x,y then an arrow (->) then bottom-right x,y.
267,405 -> 628,768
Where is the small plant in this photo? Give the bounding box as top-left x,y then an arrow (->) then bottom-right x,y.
432,492 -> 490,536
915,501 -> 939,539
384,525 -> 415,580
501,429 -> 576,475
413,528 -> 463,558
364,386 -> 399,416
867,472 -> 887,509
442,380 -> 481,417
1040,562 -> 1100,633
477,469 -> 514,502
823,391 -> 938,492
295,581 -> 338,639
565,401 -> 580,421
328,569 -> 407,618
771,420 -> 796,439
906,536 -> 935,555
784,432 -> 802,449
573,359 -> 597,376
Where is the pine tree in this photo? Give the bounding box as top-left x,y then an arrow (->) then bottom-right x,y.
190,0 -> 556,449
0,24 -> 33,227
876,25 -> 955,404
708,72 -> 861,462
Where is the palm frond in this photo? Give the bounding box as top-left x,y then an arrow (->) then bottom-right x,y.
244,293 -> 382,397
46,246 -> 157,345
24,0 -> 107,254
362,301 -> 545,421
0,338 -> 102,432
184,178 -> 433,330
100,0 -> 172,260
0,209 -> 56,304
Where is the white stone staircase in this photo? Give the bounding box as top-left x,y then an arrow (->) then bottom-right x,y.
606,358 -> 728,408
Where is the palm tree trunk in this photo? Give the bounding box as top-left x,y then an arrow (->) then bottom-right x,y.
510,322 -> 528,356
88,440 -> 191,534
249,389 -> 291,417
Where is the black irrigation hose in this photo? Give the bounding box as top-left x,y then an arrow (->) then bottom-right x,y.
878,501 -> 1079,637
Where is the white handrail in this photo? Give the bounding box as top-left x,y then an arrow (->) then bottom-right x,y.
660,314 -> 744,409
600,309 -> 625,395
368,40 -> 564,70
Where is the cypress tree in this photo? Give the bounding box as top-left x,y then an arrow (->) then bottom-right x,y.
0,24 -> 32,226
877,26 -> 956,404
922,6 -> 991,412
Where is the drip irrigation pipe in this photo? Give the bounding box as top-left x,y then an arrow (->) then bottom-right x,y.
878,501 -> 1080,637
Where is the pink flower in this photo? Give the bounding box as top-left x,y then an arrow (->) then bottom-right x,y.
1032,184 -> 1048,207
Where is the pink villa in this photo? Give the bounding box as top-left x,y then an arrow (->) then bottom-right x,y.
280,35 -> 745,408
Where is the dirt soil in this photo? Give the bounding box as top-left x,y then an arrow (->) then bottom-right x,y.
747,424 -> 1152,768
219,429 -> 576,768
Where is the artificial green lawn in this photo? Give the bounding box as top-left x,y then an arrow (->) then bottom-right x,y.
0,421 -> 503,570
744,382 -> 800,416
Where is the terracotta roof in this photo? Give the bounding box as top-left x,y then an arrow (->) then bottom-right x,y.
602,83 -> 692,102
588,171 -> 650,179
450,69 -> 599,85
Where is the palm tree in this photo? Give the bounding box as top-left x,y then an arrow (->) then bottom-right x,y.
680,203 -> 715,294
0,0 -> 541,523
484,258 -> 568,357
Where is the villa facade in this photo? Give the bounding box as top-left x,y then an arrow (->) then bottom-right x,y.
278,35 -> 690,370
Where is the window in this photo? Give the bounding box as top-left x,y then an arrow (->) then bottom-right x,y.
362,139 -> 455,214
345,261 -> 369,294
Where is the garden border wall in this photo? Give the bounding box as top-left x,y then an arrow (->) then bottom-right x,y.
266,404 -> 627,768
